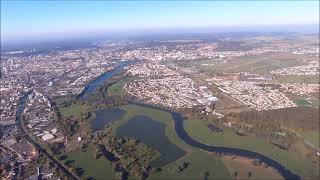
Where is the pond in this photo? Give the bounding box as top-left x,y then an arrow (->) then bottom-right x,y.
116,115 -> 186,167
91,109 -> 126,131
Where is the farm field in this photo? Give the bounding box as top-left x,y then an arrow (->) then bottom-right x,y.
190,53 -> 306,74
276,75 -> 319,84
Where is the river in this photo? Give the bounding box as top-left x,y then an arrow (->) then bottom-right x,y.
78,60 -> 131,99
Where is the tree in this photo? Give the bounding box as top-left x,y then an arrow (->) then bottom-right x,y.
233,171 -> 238,177
201,171 -> 210,180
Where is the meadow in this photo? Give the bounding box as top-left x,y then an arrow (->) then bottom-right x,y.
276,75 -> 319,84
59,103 -> 92,118
60,144 -> 116,180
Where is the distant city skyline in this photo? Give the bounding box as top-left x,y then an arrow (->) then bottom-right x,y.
1,1 -> 319,42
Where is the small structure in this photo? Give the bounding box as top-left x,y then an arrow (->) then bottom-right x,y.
42,133 -> 54,141
78,137 -> 82,142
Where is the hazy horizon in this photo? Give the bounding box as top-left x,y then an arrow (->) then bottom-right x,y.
1,1 -> 319,44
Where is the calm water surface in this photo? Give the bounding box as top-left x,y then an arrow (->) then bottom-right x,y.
91,109 -> 126,131
116,115 -> 186,167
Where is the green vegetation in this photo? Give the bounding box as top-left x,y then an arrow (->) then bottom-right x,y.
301,131 -> 320,148
60,144 -> 116,180
294,99 -> 313,107
276,75 -> 319,84
106,80 -> 127,97
184,119 -> 319,178
222,156 -> 284,180
180,54 -> 306,75
56,101 -> 293,179
59,103 -> 92,118
150,151 -> 232,180
112,104 -> 232,179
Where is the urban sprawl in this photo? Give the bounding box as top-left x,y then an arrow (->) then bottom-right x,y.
1,39 -> 319,179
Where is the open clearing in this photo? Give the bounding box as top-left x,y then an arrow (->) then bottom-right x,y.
192,53 -> 306,75
276,75 -> 319,84
222,156 -> 284,180
59,103 -> 92,118
60,144 -> 116,180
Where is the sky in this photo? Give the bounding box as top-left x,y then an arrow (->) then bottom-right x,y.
1,1 -> 319,42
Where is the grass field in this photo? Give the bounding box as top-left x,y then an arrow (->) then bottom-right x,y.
276,75 -> 319,84
59,103 -> 92,118
294,99 -> 313,107
192,54 -> 305,75
222,156 -> 284,180
184,119 -> 319,178
106,80 -> 127,96
294,99 -> 319,109
301,130 -> 320,148
150,151 -> 232,180
60,144 -> 116,180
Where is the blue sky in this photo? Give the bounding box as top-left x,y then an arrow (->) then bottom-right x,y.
1,1 -> 319,42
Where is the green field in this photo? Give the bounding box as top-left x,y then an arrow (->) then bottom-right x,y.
191,54 -> 305,74
222,156 -> 284,180
276,75 -> 319,84
60,144 -> 116,180
150,151 -> 232,180
294,99 -> 313,107
301,131 -> 320,148
294,99 -> 319,109
59,103 -> 92,118
184,119 -> 319,178
106,80 -> 127,96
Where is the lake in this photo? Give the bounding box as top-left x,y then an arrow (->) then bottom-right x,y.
116,115 -> 186,167
91,109 -> 126,131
